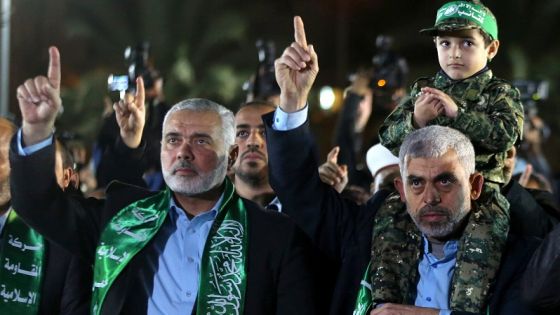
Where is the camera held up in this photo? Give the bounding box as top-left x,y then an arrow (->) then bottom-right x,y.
108,42 -> 156,99
513,79 -> 551,142
243,39 -> 281,103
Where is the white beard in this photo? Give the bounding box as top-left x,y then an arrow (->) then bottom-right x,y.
163,155 -> 228,196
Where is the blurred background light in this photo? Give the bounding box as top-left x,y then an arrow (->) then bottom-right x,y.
319,86 -> 335,110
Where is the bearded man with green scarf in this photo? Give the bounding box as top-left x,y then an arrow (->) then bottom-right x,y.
10,46 -> 318,315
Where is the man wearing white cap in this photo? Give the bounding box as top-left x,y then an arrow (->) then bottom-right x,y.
366,144 -> 400,194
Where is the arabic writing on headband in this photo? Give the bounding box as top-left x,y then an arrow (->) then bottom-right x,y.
457,9 -> 485,24
438,3 -> 487,24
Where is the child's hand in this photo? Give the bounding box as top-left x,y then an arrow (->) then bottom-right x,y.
421,87 -> 459,118
413,91 -> 443,128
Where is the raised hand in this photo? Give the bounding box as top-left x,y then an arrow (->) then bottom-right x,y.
114,77 -> 146,148
518,163 -> 533,188
348,70 -> 372,97
275,16 -> 319,112
16,46 -> 62,145
318,146 -> 348,193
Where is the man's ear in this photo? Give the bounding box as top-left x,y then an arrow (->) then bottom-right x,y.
228,144 -> 239,170
69,169 -> 80,190
61,168 -> 80,190
394,177 -> 406,202
62,168 -> 72,189
469,172 -> 484,200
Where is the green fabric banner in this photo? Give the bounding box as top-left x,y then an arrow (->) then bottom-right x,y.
0,209 -> 45,314
353,262 -> 373,315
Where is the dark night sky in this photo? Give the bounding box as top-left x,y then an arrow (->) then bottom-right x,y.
5,0 -> 560,174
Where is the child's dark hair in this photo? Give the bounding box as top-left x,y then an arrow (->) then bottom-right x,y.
432,29 -> 494,47
479,29 -> 493,47
55,138 -> 76,170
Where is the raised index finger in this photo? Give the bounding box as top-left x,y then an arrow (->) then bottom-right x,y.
136,77 -> 145,104
327,146 -> 339,163
48,46 -> 61,90
294,16 -> 308,49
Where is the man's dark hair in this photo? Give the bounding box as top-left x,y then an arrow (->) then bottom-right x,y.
238,100 -> 277,112
55,139 -> 75,170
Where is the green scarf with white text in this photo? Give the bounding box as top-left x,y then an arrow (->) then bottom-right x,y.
0,209 -> 45,314
91,179 -> 248,315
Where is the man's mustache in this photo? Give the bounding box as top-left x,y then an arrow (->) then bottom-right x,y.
172,161 -> 197,174
241,148 -> 266,160
418,205 -> 450,218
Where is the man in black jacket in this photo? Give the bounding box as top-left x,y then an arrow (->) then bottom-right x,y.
521,223 -> 560,314
266,16 -> 540,315
501,146 -> 558,237
11,46 -> 317,315
0,117 -> 91,315
231,101 -> 279,209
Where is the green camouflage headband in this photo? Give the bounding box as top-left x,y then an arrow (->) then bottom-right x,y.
420,1 -> 498,40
